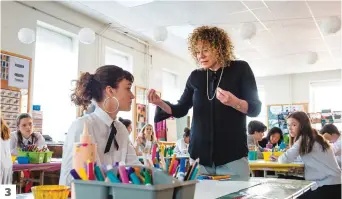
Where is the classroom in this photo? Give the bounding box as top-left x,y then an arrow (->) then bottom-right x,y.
0,1 -> 341,199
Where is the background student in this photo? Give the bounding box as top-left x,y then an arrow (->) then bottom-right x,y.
276,112 -> 341,199
259,127 -> 284,148
247,120 -> 267,159
174,127 -> 191,154
320,123 -> 340,143
1,118 -> 12,184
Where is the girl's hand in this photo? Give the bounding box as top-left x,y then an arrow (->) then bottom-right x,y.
270,155 -> 278,161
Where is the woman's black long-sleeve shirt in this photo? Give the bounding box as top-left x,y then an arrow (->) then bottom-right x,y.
155,60 -> 261,166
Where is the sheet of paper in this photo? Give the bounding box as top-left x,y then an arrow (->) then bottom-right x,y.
194,180 -> 260,199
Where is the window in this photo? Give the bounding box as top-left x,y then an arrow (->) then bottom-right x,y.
162,70 -> 180,104
33,26 -> 78,142
105,47 -> 133,140
310,80 -> 342,112
310,80 -> 342,130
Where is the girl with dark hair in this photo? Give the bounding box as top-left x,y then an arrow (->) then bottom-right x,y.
118,117 -> 132,134
174,127 -> 191,154
10,113 -> 47,155
275,111 -> 341,199
320,123 -> 340,143
259,127 -> 284,148
1,118 -> 12,184
59,65 -> 142,186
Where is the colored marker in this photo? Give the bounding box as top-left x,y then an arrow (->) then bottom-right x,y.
78,167 -> 88,180
87,161 -> 95,180
151,144 -> 157,162
118,166 -> 129,184
168,154 -> 177,174
70,169 -> 81,180
189,167 -> 199,180
129,173 -> 141,185
107,171 -> 121,183
95,166 -> 105,181
165,159 -> 170,173
179,158 -> 186,173
143,170 -> 152,185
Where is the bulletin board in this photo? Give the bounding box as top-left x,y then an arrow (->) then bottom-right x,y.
267,103 -> 308,133
1,50 -> 32,131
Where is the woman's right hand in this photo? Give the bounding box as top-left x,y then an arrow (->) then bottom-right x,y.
147,89 -> 162,106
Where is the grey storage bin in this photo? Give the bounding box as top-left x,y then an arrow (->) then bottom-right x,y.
72,165 -> 197,199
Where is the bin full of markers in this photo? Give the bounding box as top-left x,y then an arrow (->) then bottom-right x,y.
71,164 -> 197,199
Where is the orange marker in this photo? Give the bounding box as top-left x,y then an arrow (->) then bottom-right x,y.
168,154 -> 177,174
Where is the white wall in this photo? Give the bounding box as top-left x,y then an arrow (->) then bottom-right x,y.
256,69 -> 341,106
1,1 -> 195,112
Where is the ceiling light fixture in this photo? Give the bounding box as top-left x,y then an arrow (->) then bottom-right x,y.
239,23 -> 257,40
153,26 -> 168,42
78,28 -> 96,44
307,51 -> 318,64
320,16 -> 341,35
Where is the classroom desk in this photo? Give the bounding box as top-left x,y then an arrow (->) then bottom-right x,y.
16,177 -> 315,199
249,160 -> 304,177
194,177 -> 315,199
13,158 -> 62,193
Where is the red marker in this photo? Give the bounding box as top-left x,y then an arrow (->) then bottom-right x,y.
87,160 -> 95,180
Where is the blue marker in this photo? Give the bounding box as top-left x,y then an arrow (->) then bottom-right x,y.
94,166 -> 105,181
70,169 -> 81,180
107,171 -> 121,183
129,173 -> 141,185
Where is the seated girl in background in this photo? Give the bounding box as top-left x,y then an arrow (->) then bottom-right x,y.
1,118 -> 12,184
174,127 -> 190,154
10,113 -> 47,155
320,123 -> 340,143
320,123 -> 341,167
259,127 -> 283,148
119,117 -> 132,135
247,120 -> 267,159
134,132 -> 144,156
59,65 -> 143,186
276,111 -> 341,199
140,124 -> 157,154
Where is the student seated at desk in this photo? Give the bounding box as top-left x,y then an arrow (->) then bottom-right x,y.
118,117 -> 132,135
320,123 -> 340,143
275,111 -> 341,199
136,124 -> 157,155
134,132 -> 144,156
1,118 -> 12,184
259,127 -> 283,148
59,65 -> 142,186
247,121 -> 267,159
10,113 -> 47,155
320,124 -> 341,167
174,127 -> 190,154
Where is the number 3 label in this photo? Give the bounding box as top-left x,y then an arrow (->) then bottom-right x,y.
0,185 -> 16,199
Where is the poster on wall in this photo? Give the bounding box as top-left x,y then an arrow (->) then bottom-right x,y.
1,54 -> 10,80
136,103 -> 147,133
8,55 -> 30,89
267,103 -> 308,133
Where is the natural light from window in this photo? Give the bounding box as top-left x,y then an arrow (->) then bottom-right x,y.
33,25 -> 78,142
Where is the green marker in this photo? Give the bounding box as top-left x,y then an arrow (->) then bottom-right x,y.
143,170 -> 152,185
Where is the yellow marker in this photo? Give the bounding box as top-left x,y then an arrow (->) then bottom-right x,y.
78,167 -> 88,180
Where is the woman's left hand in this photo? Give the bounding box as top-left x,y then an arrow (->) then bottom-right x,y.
216,87 -> 235,106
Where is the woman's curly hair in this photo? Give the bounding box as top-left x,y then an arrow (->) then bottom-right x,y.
188,26 -> 235,67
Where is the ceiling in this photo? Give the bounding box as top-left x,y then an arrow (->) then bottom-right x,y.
60,1 -> 342,77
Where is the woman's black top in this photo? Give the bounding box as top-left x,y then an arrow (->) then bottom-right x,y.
155,60 -> 261,166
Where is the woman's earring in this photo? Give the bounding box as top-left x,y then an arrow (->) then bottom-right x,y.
103,96 -> 119,113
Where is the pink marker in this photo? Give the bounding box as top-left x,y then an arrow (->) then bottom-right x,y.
118,166 -> 129,184
151,144 -> 157,162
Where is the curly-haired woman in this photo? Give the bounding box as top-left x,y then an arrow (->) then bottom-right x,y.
148,26 -> 261,180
